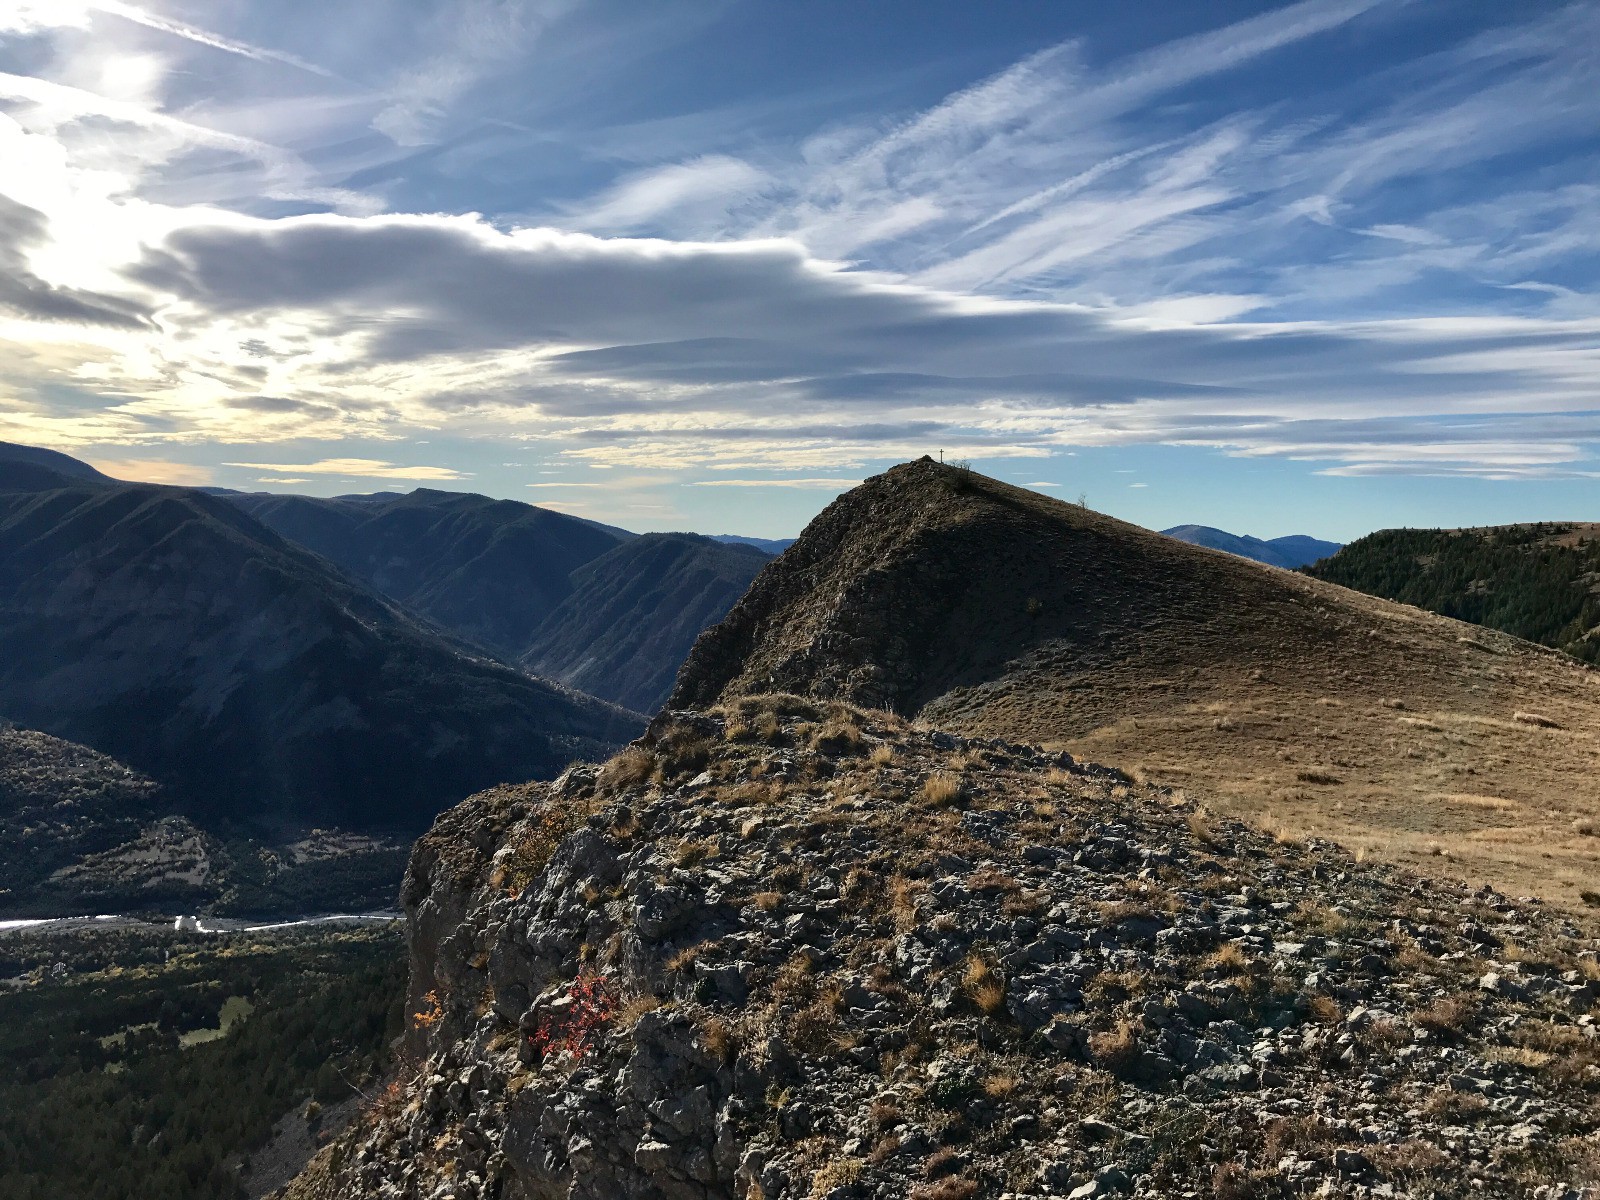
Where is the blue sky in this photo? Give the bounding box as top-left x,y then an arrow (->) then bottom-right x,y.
0,1 -> 1597,539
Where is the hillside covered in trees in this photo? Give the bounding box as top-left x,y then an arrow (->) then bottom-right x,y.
0,924 -> 404,1200
1304,522 -> 1600,663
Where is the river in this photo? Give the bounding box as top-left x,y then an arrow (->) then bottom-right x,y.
0,911 -> 402,936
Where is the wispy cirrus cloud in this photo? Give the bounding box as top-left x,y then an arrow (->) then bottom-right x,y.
0,0 -> 1598,516
689,478 -> 862,489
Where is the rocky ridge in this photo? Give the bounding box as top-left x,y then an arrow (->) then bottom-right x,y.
286,697 -> 1600,1200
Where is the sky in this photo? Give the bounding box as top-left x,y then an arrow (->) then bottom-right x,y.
0,1 -> 1598,539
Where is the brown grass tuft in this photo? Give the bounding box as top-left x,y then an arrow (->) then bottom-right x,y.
961,954 -> 1006,1015
920,772 -> 964,808
598,746 -> 657,793
1513,710 -> 1561,729
1087,1020 -> 1141,1072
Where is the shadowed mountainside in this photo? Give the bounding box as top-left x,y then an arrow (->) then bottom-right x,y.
1162,524 -> 1340,569
0,483 -> 643,837
228,489 -> 629,660
673,458 -> 1600,904
521,533 -> 772,713
0,439 -> 116,492
1305,522 -> 1600,665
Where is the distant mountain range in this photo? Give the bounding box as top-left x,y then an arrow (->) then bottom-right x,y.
0,469 -> 640,830
1161,524 -> 1341,568
228,488 -> 627,660
522,533 -> 772,712
711,533 -> 795,554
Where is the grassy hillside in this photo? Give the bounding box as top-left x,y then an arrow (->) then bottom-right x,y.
1305,523 -> 1600,664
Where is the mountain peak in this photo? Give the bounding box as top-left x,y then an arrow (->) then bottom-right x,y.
672,460 -> 1600,904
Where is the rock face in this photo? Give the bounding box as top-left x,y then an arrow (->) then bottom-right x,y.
668,459 -> 1600,906
286,699 -> 1600,1199
523,534 -> 773,714
0,482 -> 643,834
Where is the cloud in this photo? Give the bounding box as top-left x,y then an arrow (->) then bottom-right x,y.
90,1 -> 340,80
371,0 -> 576,147
577,156 -> 771,235
0,195 -> 150,328
0,204 -> 1555,476
88,457 -> 214,485
221,457 -> 469,480
2,1 -> 1600,489
689,478 -> 863,488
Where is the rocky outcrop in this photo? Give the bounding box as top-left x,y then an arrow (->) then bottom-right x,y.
285,699 -> 1600,1199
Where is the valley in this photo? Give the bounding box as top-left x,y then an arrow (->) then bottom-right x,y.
0,442 -> 770,918
0,919 -> 405,1200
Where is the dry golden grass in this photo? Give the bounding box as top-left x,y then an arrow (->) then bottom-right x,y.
1204,943 -> 1251,976
598,746 -> 657,793
614,992 -> 665,1027
920,772 -> 963,808
1306,994 -> 1343,1025
958,640 -> 1600,906
888,874 -> 923,934
960,955 -> 1006,1016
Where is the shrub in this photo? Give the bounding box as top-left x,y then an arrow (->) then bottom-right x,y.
496,805 -> 583,897
527,971 -> 617,1061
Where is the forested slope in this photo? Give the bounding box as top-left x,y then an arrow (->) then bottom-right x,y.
1305,522 -> 1600,663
